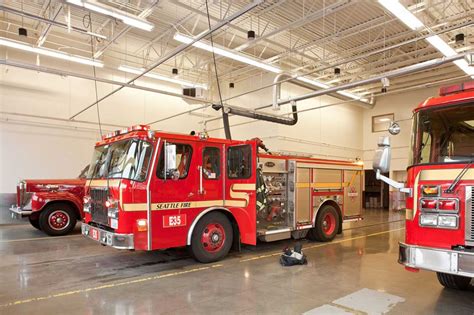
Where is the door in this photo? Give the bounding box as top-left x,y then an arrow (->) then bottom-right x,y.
343,170 -> 362,217
225,143 -> 257,245
149,139 -> 198,248
200,145 -> 224,202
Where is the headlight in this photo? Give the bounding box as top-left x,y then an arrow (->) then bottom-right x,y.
438,215 -> 458,228
420,214 -> 437,226
107,208 -> 119,219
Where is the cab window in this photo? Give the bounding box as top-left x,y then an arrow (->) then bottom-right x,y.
157,143 -> 193,179
203,147 -> 220,179
227,145 -> 252,179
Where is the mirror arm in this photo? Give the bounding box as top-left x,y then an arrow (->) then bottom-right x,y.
376,170 -> 412,196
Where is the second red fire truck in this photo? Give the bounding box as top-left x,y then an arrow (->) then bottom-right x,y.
82,126 -> 363,262
373,81 -> 474,290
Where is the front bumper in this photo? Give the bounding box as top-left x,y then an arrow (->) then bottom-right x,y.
81,223 -> 134,250
9,205 -> 32,218
399,242 -> 474,277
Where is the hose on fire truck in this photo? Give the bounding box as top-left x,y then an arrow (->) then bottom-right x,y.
256,168 -> 268,216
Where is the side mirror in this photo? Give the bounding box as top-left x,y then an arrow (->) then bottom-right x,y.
373,136 -> 391,173
165,144 -> 177,177
388,122 -> 400,135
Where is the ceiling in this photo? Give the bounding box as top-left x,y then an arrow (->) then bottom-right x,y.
1,0 -> 473,102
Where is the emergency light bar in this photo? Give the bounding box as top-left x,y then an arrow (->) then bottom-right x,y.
101,125 -> 151,140
439,81 -> 474,96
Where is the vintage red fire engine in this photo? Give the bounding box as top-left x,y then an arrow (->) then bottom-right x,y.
373,81 -> 474,290
81,125 -> 363,262
10,166 -> 88,236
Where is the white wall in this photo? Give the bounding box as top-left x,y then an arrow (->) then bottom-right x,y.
361,86 -> 439,171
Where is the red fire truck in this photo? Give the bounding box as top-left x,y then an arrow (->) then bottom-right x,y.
373,81 -> 474,290
81,126 -> 363,262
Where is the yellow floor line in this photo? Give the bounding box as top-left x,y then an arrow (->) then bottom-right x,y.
240,227 -> 406,262
0,235 -> 82,243
0,264 -> 223,308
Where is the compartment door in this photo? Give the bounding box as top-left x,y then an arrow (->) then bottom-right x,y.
296,167 -> 311,224
343,170 -> 362,217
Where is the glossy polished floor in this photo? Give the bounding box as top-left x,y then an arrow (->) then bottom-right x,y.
0,209 -> 472,314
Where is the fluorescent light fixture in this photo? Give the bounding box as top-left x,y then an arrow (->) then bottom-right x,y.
378,118 -> 391,122
379,0 -> 474,77
173,33 -> 282,74
0,37 -> 103,67
378,0 -> 424,30
118,65 -> 208,89
66,0 -> 154,32
426,35 -> 456,57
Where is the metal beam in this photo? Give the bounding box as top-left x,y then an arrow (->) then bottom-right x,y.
0,5 -> 105,40
69,0 -> 263,120
93,0 -> 160,58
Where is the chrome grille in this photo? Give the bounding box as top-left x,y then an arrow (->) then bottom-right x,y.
466,186 -> 473,244
90,188 -> 109,226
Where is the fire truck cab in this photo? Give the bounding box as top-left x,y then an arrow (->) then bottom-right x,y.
82,126 -> 363,263
373,81 -> 474,290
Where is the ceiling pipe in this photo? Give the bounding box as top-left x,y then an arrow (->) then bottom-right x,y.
273,73 -> 294,111
202,52 -> 471,125
272,52 -> 471,108
69,0 -> 263,120
0,5 -> 106,40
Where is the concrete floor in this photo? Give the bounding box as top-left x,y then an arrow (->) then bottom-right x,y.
0,209 -> 472,314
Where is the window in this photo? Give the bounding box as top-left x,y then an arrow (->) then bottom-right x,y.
203,147 -> 220,179
372,113 -> 394,133
87,139 -> 152,182
227,145 -> 252,179
157,143 -> 193,179
410,103 -> 474,165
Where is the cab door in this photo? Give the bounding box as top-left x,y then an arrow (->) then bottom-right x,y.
225,142 -> 257,245
149,139 -> 199,248
200,144 -> 224,203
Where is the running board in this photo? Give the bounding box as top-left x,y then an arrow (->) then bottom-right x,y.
257,228 -> 291,242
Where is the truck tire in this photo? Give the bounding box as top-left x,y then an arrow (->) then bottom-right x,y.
307,204 -> 340,242
39,203 -> 77,236
28,216 -> 41,230
190,212 -> 233,263
436,272 -> 472,290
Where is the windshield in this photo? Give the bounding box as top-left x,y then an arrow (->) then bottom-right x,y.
87,139 -> 153,181
410,102 -> 474,166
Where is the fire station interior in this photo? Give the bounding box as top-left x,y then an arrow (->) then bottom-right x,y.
1,1 -> 474,314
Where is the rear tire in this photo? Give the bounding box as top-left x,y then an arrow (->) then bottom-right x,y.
436,272 -> 471,290
190,212 -> 233,263
307,205 -> 340,242
39,203 -> 77,236
28,216 -> 41,230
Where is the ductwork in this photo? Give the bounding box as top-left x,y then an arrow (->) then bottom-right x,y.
212,102 -> 298,126
273,52 -> 471,108
273,73 -> 294,111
